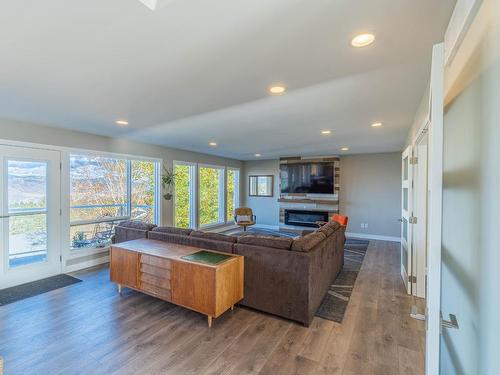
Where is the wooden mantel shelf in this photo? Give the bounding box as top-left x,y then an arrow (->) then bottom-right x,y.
278,198 -> 339,205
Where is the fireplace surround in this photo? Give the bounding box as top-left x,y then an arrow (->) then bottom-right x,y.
284,209 -> 329,228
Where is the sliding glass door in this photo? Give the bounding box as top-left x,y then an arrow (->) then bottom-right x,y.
0,145 -> 61,288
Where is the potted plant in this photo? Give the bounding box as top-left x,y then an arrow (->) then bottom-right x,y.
161,167 -> 175,201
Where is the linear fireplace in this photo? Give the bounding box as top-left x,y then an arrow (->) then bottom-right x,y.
284,209 -> 329,228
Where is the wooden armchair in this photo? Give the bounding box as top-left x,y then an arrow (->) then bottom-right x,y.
234,207 -> 256,231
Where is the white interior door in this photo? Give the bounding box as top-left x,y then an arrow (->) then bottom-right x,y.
401,146 -> 413,293
412,130 -> 429,298
425,43 -> 444,375
0,145 -> 61,289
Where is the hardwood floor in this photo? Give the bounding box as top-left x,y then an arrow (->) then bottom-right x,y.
0,240 -> 425,375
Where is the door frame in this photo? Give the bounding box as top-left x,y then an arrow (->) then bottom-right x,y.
411,122 -> 430,298
0,145 -> 62,288
426,43 -> 445,375
401,145 -> 413,293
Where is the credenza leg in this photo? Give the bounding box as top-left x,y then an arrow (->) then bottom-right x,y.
207,316 -> 213,328
117,284 -> 122,294
231,305 -> 234,311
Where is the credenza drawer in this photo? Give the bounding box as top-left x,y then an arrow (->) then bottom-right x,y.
140,273 -> 171,290
140,254 -> 171,270
140,264 -> 171,278
140,282 -> 172,301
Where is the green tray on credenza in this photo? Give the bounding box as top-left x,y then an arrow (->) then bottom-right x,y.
181,250 -> 233,265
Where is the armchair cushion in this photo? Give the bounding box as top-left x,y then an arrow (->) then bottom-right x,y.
236,215 -> 251,222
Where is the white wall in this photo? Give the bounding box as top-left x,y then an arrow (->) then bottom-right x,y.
406,83 -> 430,147
242,153 -> 402,238
440,0 -> 500,373
242,159 -> 280,226
339,153 -> 401,238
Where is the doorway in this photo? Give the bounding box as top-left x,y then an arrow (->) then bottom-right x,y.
0,145 -> 62,288
412,127 -> 429,298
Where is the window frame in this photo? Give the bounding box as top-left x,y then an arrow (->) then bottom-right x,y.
68,151 -> 161,251
226,167 -> 240,222
173,162 -> 240,230
198,163 -> 225,229
173,160 -> 197,229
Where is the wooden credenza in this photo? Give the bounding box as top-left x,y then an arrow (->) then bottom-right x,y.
110,239 -> 244,327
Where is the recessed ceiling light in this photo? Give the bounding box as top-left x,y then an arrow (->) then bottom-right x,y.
115,120 -> 129,126
255,153 -> 261,157
269,85 -> 286,94
321,130 -> 332,135
371,122 -> 383,127
209,142 -> 217,147
351,33 -> 375,48
341,147 -> 349,151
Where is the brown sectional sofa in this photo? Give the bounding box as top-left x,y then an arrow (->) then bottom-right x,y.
113,220 -> 344,326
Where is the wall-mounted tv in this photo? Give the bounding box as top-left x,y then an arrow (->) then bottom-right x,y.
280,162 -> 334,194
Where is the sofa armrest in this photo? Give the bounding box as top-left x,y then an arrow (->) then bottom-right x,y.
114,226 -> 149,244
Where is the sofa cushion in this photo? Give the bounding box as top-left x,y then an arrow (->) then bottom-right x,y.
190,231 -> 237,243
152,226 -> 192,236
118,220 -> 156,231
291,231 -> 326,252
237,235 -> 293,250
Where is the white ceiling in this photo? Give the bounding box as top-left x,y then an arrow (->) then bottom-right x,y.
0,0 -> 455,160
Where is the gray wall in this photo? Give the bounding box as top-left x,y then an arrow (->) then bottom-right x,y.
242,153 -> 401,238
440,1 -> 500,373
242,159 -> 280,226
0,118 -> 243,226
339,153 -> 401,238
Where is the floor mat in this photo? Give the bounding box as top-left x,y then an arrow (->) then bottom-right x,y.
0,274 -> 82,306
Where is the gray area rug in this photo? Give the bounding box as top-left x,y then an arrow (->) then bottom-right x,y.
315,238 -> 369,323
0,274 -> 82,306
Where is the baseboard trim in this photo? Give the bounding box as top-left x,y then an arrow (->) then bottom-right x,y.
346,232 -> 401,242
64,255 -> 110,273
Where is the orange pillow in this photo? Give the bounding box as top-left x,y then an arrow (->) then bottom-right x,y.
331,214 -> 348,227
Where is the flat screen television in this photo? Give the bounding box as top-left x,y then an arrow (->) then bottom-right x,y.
280,162 -> 334,194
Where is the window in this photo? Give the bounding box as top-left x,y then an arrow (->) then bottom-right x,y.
70,154 -> 159,250
226,168 -> 239,221
174,162 -> 195,228
131,160 -> 157,223
249,175 -> 274,197
173,163 -> 239,229
199,166 -> 224,227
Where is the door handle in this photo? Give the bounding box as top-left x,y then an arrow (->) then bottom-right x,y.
441,313 -> 459,330
398,218 -> 403,222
